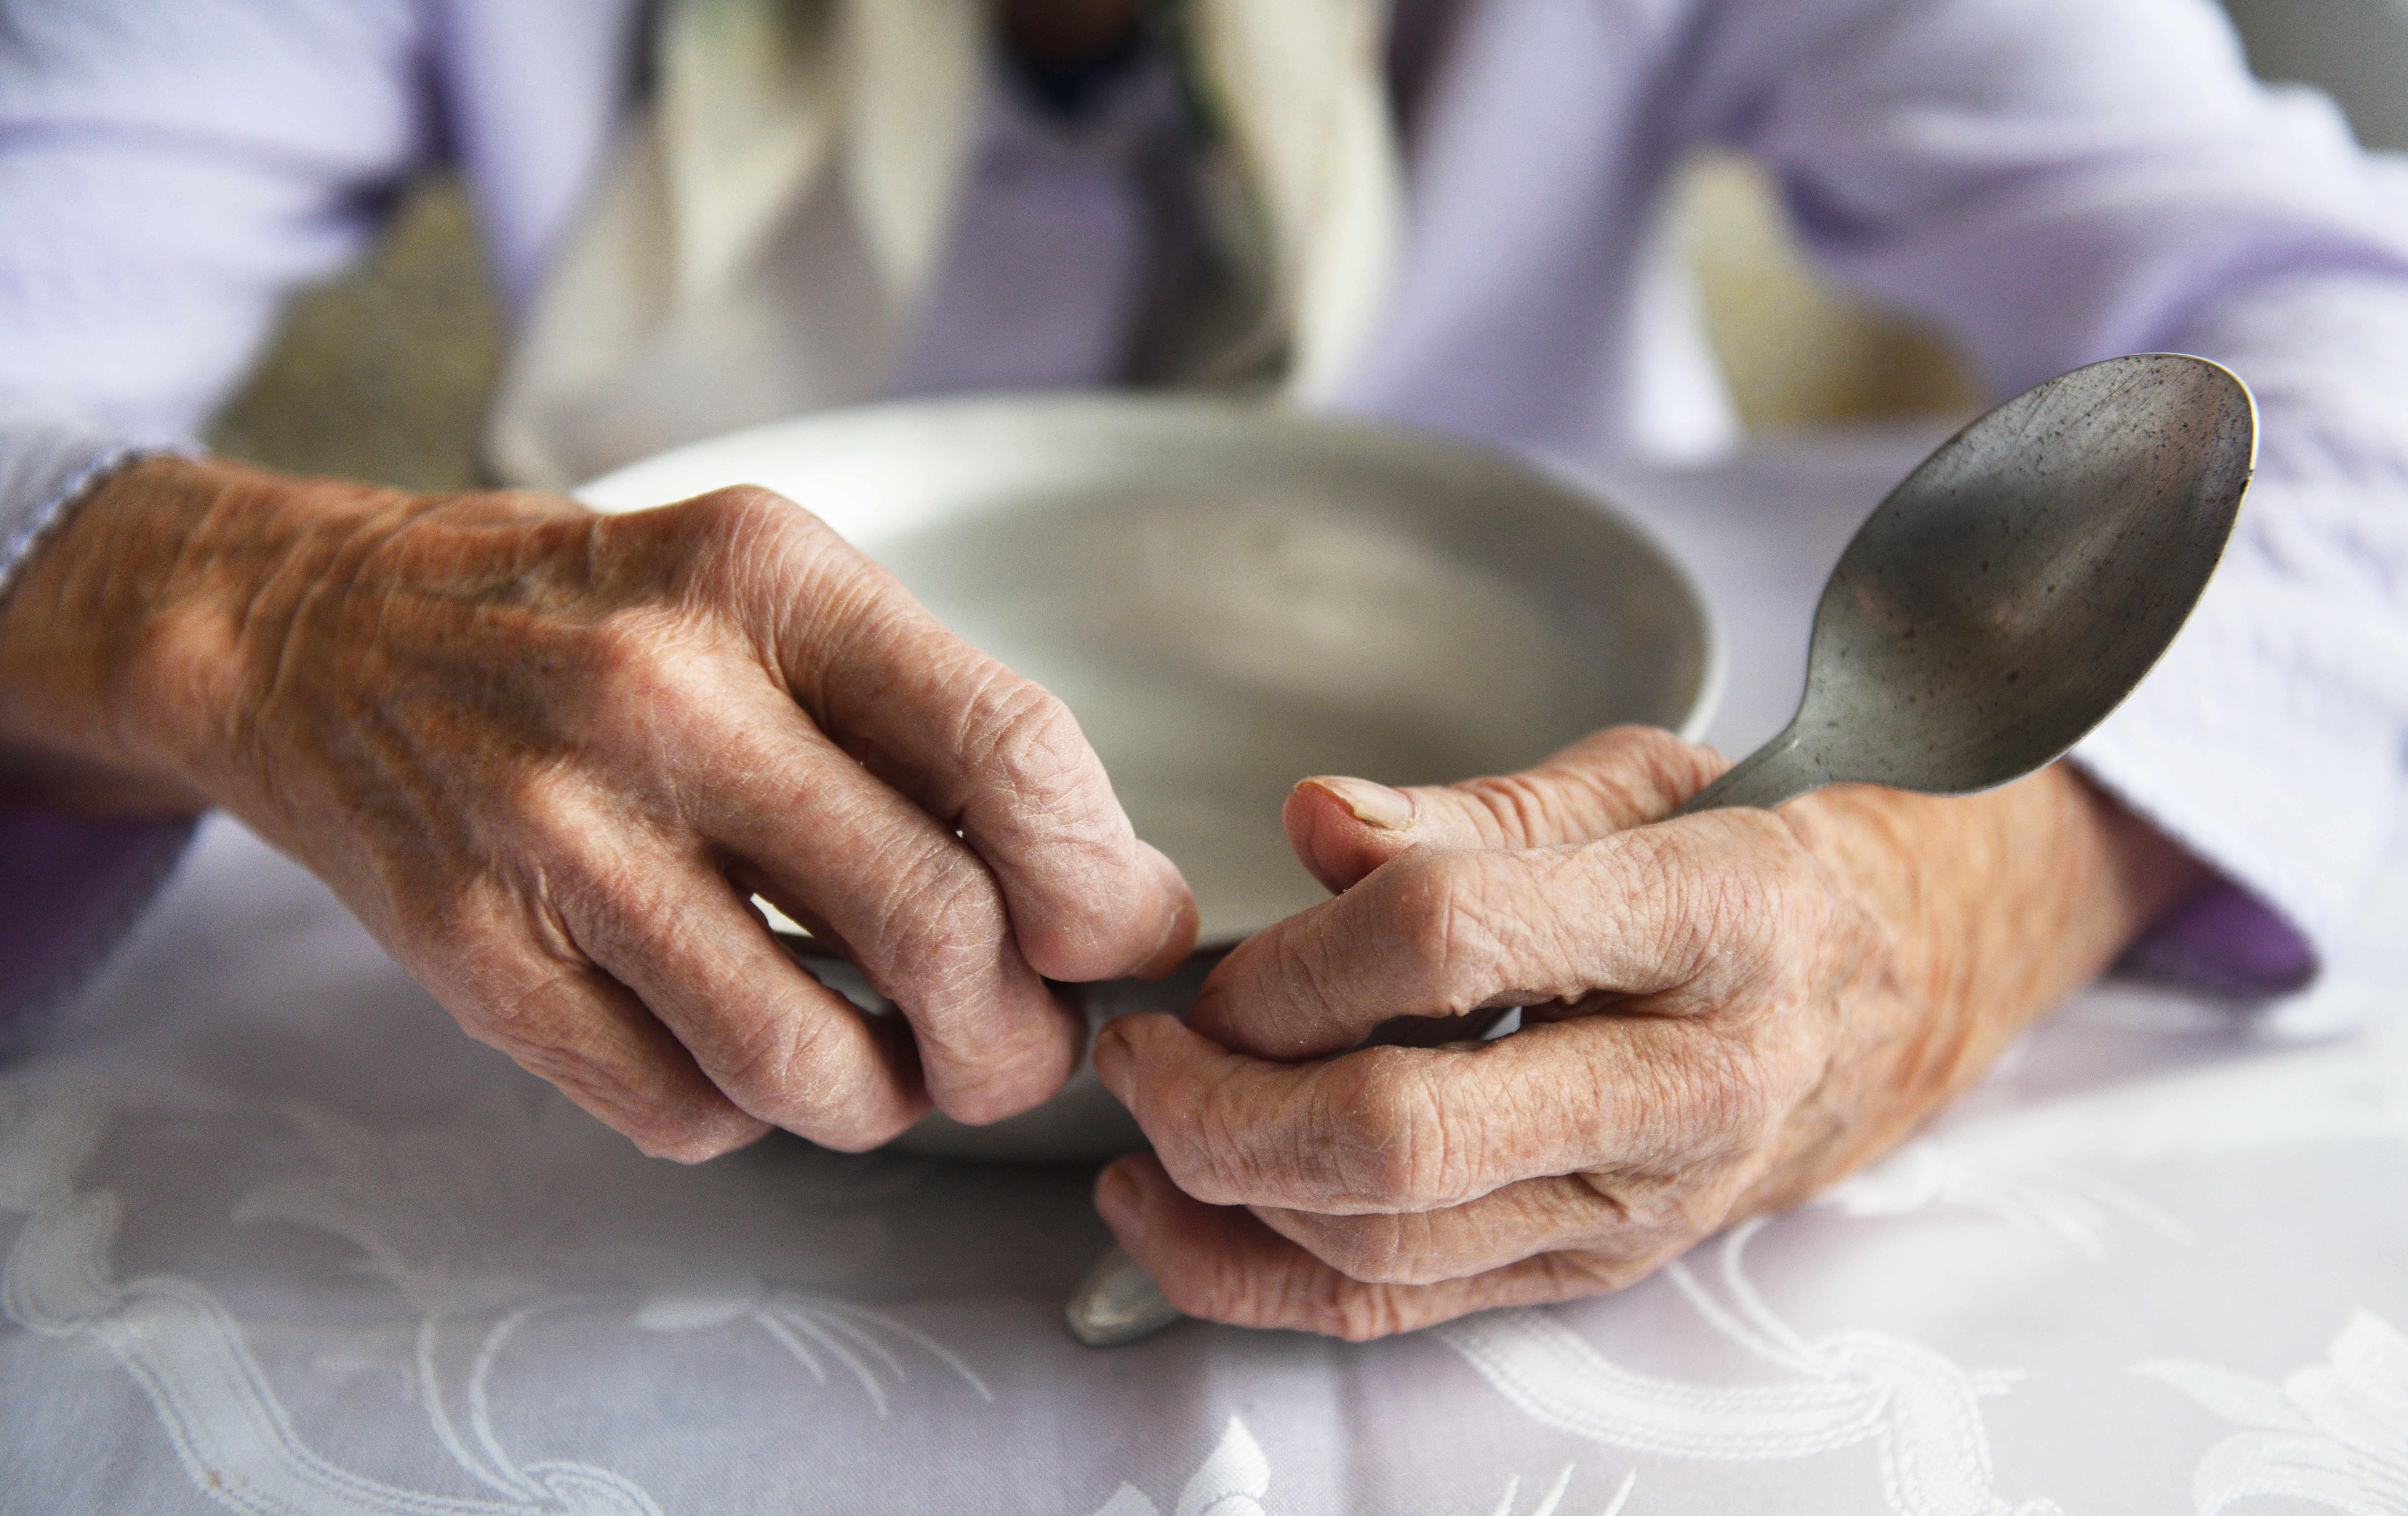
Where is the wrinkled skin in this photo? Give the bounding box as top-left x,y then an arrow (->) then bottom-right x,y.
0,456 -> 1196,1157
0,458 -> 2210,1340
1089,726 -> 2208,1340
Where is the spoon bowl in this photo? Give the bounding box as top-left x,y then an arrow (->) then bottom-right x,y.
1679,353 -> 2254,814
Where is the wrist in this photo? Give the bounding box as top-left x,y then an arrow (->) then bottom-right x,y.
0,454 -> 408,812
1781,765 -> 2211,1080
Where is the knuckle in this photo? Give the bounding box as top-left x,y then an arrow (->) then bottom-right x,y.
794,1101 -> 917,1155
1537,1244 -> 1665,1300
1638,1025 -> 1790,1163
1451,771 -> 1567,848
1320,1051 -> 1465,1210
486,776 -> 611,877
701,998 -> 815,1104
473,1019 -> 717,1161
1660,827 -> 1793,968
855,843 -> 1012,1011
1367,853 -> 1508,1014
955,671 -> 1109,825
1559,724 -> 1726,820
1609,721 -> 1703,764
710,1001 -> 914,1150
831,848 -> 1086,1119
573,607 -> 700,699
541,857 -> 687,977
672,486 -> 862,623
1151,1077 -> 1264,1206
924,1024 -> 1072,1126
1693,1042 -> 1787,1147
1294,1213 -> 1437,1286
612,1105 -> 729,1164
1605,723 -> 1722,789
1595,1168 -> 1746,1262
1214,929 -> 1347,1061
1319,1282 -> 1415,1342
682,483 -> 806,551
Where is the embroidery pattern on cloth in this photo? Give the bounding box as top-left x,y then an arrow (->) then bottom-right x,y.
2140,1310 -> 2408,1516
0,1079 -> 984,1515
7,974 -> 2408,1512
1085,1416 -> 1270,1516
1431,1014 -> 2408,1516
1434,1221 -> 2060,1516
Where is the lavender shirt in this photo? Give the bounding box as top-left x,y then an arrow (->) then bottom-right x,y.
1,0 -> 2400,1029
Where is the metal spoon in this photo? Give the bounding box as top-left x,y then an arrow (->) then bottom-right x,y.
1067,351 -> 2255,1347
1676,351 -> 2254,814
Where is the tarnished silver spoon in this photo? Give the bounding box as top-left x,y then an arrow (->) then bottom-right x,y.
1676,351 -> 2254,814
1066,351 -> 2255,1347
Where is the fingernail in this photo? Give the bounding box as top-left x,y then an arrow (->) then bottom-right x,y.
1300,775 -> 1414,831
1095,1160 -> 1145,1233
1091,1023 -> 1135,1106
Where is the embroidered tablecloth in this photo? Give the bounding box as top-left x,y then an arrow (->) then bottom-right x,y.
6,432 -> 2402,1516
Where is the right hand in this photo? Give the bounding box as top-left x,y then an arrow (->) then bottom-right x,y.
0,455 -> 1196,1158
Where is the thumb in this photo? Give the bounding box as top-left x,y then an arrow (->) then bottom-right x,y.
1282,725 -> 1730,892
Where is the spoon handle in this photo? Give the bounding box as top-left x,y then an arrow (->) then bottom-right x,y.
1671,725 -> 1822,816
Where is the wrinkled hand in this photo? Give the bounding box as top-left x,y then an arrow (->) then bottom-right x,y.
1088,726 -> 2202,1339
0,456 -> 1194,1157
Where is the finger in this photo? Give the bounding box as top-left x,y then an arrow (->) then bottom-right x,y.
830,627 -> 1196,981
1095,991 -> 1798,1219
689,692 -> 1086,1125
1248,1168 -> 1709,1287
437,934 -> 773,1164
1186,820 -> 1742,1059
1282,725 -> 1727,894
675,491 -> 1197,982
1095,1154 -> 1642,1340
555,835 -> 943,1151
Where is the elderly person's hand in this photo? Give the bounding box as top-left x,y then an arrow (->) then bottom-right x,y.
0,456 -> 1195,1157
1088,726 -> 2207,1339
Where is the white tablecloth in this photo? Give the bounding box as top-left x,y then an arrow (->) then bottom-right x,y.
6,433 -> 2404,1515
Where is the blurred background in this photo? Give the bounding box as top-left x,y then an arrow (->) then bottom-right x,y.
203,0 -> 2408,492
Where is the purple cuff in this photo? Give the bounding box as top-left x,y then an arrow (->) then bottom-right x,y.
2119,877 -> 2317,999
0,806 -> 197,1049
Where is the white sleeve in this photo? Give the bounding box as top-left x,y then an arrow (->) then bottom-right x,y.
0,407 -> 204,1033
0,0 -> 434,1025
2072,273 -> 2408,1002
0,0 -> 435,439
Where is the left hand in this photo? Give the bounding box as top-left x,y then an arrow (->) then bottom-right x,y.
1087,725 -> 2207,1339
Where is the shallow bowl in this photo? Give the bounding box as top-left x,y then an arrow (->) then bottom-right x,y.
580,396 -> 1716,1160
